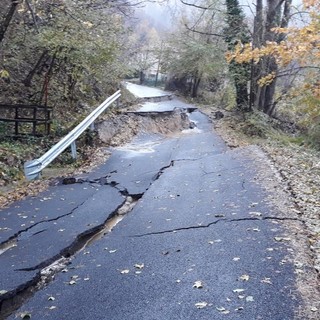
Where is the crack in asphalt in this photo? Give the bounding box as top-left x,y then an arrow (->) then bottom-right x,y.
0,197 -> 91,247
152,160 -> 175,181
16,196 -> 128,272
131,216 -> 303,237
0,192 -> 143,315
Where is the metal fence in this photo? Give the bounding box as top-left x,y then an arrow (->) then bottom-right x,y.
24,90 -> 121,180
0,104 -> 52,136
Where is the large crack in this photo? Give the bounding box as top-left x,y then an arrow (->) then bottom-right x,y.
130,216 -> 303,238
0,192 -> 143,318
0,196 -> 92,249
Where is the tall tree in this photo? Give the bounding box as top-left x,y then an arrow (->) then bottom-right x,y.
0,0 -> 135,123
165,0 -> 227,98
224,0 -> 251,111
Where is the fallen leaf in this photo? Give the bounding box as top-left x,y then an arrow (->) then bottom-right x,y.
20,312 -> 31,319
109,249 -> 117,253
246,296 -> 254,302
216,306 -> 230,314
0,290 -> 8,295
274,237 -> 291,242
48,296 -> 55,301
249,211 -> 262,216
233,257 -> 240,261
235,306 -> 244,311
48,306 -> 56,310
233,288 -> 245,293
310,306 -> 318,312
193,281 -> 203,289
239,274 -> 250,281
120,269 -> 130,274
134,263 -> 144,269
195,301 -> 208,309
261,278 -> 272,284
69,280 -> 76,285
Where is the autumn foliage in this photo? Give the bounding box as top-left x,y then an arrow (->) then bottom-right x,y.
226,0 -> 320,140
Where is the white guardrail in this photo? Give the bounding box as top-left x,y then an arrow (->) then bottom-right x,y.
24,90 -> 121,180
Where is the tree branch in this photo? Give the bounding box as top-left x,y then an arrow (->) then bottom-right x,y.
25,0 -> 39,33
0,0 -> 20,44
184,24 -> 224,37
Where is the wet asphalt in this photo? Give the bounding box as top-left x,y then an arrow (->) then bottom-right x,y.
0,88 -> 304,319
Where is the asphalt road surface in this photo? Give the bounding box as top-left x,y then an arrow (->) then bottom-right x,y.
0,85 -> 313,319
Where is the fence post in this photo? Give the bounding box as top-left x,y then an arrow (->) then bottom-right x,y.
32,106 -> 37,135
15,106 -> 18,135
70,141 -> 77,159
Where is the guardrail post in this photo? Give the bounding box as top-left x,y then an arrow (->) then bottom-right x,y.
71,141 -> 77,159
24,90 -> 121,180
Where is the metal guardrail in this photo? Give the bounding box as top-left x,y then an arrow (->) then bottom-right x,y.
24,90 -> 121,180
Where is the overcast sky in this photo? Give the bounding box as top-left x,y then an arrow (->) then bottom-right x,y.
138,0 -> 306,31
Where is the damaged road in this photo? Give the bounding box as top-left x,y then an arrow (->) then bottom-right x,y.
1,84 -> 319,319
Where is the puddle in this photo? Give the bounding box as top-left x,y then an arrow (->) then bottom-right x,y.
114,140 -> 162,157
0,239 -> 17,256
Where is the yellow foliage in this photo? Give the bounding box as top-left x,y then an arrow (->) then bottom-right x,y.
258,72 -> 276,86
0,69 -> 10,79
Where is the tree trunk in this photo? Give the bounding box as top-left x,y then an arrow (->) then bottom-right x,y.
23,50 -> 49,87
0,0 -> 20,44
139,71 -> 145,84
224,0 -> 251,111
191,76 -> 201,98
250,0 -> 264,109
250,0 -> 291,115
